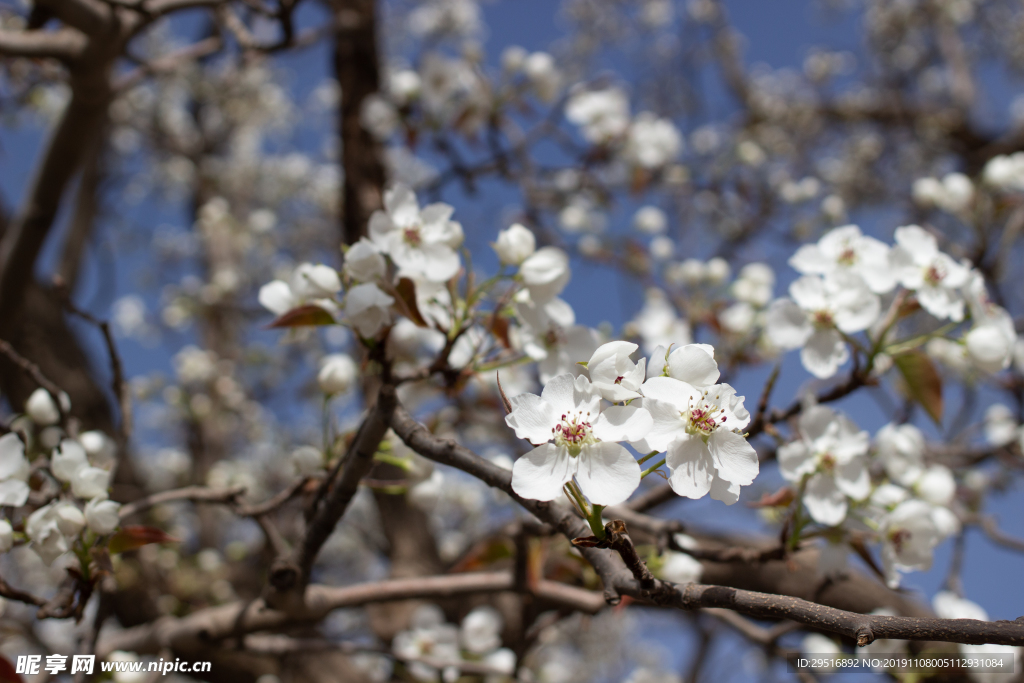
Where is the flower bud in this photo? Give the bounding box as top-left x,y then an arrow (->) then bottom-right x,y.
85,498 -> 120,535
25,388 -> 70,426
291,446 -> 324,476
493,224 -> 536,265
318,354 -> 357,395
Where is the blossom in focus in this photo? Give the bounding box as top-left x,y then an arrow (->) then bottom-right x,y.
586,341 -> 646,402
766,272 -> 880,378
369,184 -> 463,283
506,374 -> 651,505
777,406 -> 870,526
888,225 -> 970,322
640,352 -> 756,504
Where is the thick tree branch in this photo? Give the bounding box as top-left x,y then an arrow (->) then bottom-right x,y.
0,28 -> 88,60
97,571 -> 603,656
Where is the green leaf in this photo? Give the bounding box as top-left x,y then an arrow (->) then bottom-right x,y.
267,304 -> 336,328
894,350 -> 944,425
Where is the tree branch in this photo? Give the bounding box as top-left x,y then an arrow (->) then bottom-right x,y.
0,28 -> 88,60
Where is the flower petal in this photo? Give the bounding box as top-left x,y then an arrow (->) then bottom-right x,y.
640,376 -> 700,411
575,442 -> 641,505
709,475 -> 741,505
800,328 -> 848,379
765,299 -> 812,350
505,393 -> 555,445
665,437 -> 714,499
511,443 -> 575,502
0,479 -> 28,507
709,429 -> 759,485
667,344 -> 720,386
835,456 -> 871,501
804,473 -> 847,526
593,405 -> 653,443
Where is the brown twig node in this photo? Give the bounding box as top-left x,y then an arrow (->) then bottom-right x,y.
572,519 -> 657,590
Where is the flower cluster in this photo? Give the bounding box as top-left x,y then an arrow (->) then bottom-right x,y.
767,224 -> 1017,379
506,340 -> 757,507
1,390 -> 120,566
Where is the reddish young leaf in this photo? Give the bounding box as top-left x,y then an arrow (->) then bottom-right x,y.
894,350 -> 944,425
394,278 -> 429,327
267,304 -> 336,328
748,486 -> 795,508
109,526 -> 179,554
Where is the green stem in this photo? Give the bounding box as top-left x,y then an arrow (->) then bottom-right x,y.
587,504 -> 606,539
636,451 -> 659,466
564,480 -> 591,518
641,458 -> 667,478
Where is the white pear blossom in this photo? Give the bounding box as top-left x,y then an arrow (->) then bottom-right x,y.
460,606 -> 503,654
788,224 -> 897,294
766,272 -> 880,378
506,374 -> 652,505
25,387 -> 69,426
658,551 -> 703,584
586,341 -> 646,402
632,206 -> 667,234
493,223 -> 536,265
0,434 -> 30,507
629,288 -> 692,354
392,605 -> 461,683
345,283 -> 394,337
258,263 -> 342,317
343,238 -> 387,282
880,499 -> 942,588
79,430 -> 116,470
369,184 -> 463,282
913,465 -> 956,507
623,113 -> 682,168
523,51 -> 561,101
777,406 -> 870,526
982,152 -> 1024,192
640,367 -> 756,504
84,498 -> 121,535
519,246 -> 571,304
0,519 -> 12,552
27,502 -> 85,566
912,173 -> 974,214
51,439 -> 111,500
565,87 -> 630,143
318,354 -> 357,394
874,422 -> 926,486
732,262 -> 775,307
889,225 -> 971,322
983,404 -> 1019,447
290,445 -> 324,476
514,294 -> 600,383
963,271 -> 1016,373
